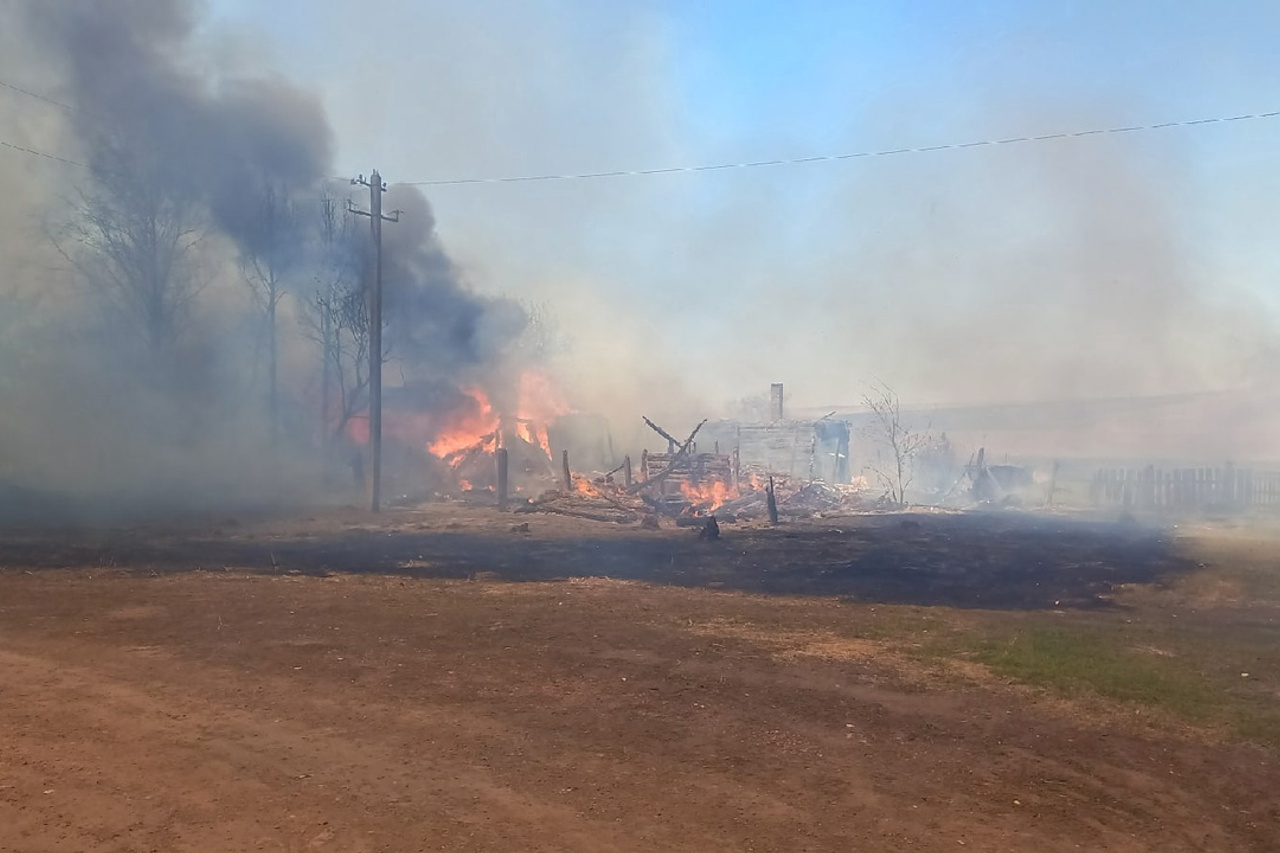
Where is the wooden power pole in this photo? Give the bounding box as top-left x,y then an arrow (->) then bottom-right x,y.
349,171 -> 400,513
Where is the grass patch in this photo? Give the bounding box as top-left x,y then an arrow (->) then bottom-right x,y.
1174,530 -> 1280,602
1231,706 -> 1280,747
972,625 -> 1217,720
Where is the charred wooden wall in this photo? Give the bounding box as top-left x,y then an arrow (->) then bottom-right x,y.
696,419 -> 852,484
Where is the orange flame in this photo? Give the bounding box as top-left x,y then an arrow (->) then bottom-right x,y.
515,369 -> 569,457
513,420 -> 552,458
574,476 -> 601,497
403,371 -> 569,479
428,388 -> 499,459
680,480 -> 736,511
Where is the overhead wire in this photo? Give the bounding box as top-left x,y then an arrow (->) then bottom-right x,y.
0,137 -> 86,167
2,73 -> 1278,185
0,78 -> 79,114
401,110 -> 1280,186
0,76 -> 88,167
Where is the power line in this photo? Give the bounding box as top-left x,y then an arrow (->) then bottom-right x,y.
0,137 -> 85,167
402,109 -> 1280,187
3,86 -> 1277,184
0,77 -> 90,167
0,78 -> 79,114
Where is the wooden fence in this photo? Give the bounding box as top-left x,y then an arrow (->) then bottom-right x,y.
1091,464 -> 1280,511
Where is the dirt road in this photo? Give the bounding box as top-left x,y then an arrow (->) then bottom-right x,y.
1,508 -> 1276,851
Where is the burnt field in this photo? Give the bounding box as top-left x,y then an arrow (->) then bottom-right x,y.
2,505 -> 1279,852
1,506 -> 1190,609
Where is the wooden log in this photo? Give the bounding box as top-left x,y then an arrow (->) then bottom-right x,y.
562,449 -> 571,491
624,455 -> 632,489
766,475 -> 779,524
716,492 -> 765,515
525,506 -> 637,523
642,416 -> 681,449
626,419 -> 709,494
496,448 -> 509,511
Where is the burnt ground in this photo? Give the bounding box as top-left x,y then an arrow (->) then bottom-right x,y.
1,504 -> 1277,852
0,506 -> 1188,609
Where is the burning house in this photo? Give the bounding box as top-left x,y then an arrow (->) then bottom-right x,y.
608,384 -> 859,519
340,373 -> 862,519
342,369 -> 571,499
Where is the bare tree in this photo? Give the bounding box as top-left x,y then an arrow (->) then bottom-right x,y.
513,299 -> 568,362
323,284 -> 373,444
300,192 -> 369,455
238,182 -> 301,442
860,382 -> 932,506
54,140 -> 205,360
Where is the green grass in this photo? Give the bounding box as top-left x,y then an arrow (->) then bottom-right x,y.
971,626 -> 1218,720
834,527 -> 1280,746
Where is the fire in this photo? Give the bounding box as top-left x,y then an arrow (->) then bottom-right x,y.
513,419 -> 552,458
425,370 -> 568,463
680,480 -> 737,511
574,476 -> 601,497
515,369 -> 569,457
428,388 -> 499,459
341,370 -> 569,492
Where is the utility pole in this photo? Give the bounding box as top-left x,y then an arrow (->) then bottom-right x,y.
349,170 -> 401,512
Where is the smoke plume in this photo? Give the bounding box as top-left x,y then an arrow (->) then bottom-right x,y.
4,0 -> 1280,524
0,0 -> 530,520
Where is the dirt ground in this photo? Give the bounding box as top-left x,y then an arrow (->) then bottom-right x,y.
1,504 -> 1277,852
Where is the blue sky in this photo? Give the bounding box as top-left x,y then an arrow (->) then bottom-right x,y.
198,1 -> 1280,410
204,1 -> 1280,169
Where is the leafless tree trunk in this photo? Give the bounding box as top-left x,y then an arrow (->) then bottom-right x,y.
513,299 -> 568,361
300,193 -> 368,462
861,382 -> 932,506
54,140 -> 205,362
239,182 -> 301,445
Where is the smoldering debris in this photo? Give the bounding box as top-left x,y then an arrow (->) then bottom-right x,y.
4,1 -> 1280,526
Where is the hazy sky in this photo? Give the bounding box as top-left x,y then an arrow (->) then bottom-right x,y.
12,1 -> 1280,413
202,2 -> 1280,171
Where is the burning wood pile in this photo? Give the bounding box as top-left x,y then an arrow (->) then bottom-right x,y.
711,474 -> 869,520
515,476 -> 648,524
352,370 -> 874,521
435,422 -> 555,493
514,415 -> 870,526
345,370 -> 569,500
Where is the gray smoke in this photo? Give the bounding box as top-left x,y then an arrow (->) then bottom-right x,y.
380,184 -> 528,377
27,1 -> 331,240
0,0 -> 530,521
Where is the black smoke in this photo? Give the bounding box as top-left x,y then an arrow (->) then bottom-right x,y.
28,1 -> 329,235
0,0 -> 531,520
381,184 -> 528,375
